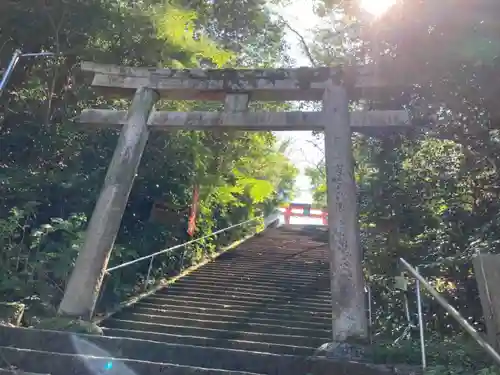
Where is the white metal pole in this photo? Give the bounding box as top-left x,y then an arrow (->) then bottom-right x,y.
415,266 -> 427,370
1,50 -> 56,97
366,284 -> 373,344
401,258 -> 500,367
0,49 -> 22,95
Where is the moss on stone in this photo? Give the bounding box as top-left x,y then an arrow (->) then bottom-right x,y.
34,317 -> 103,335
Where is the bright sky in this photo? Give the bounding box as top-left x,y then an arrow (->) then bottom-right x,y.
272,0 -> 395,204
273,0 -> 324,203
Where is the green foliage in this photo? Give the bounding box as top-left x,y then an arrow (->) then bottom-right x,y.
0,205 -> 86,323
371,335 -> 497,375
152,4 -> 234,67
306,131 -> 491,339
304,164 -> 326,207
305,0 -> 500,368
0,0 -> 297,320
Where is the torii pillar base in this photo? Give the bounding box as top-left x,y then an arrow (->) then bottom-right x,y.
314,341 -> 372,362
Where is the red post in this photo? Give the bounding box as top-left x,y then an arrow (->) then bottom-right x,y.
187,184 -> 199,236
284,208 -> 291,225
322,212 -> 328,225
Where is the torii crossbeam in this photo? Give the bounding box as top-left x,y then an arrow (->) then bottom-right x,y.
59,62 -> 411,353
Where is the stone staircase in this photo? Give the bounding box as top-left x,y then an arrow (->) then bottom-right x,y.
0,226 -> 382,375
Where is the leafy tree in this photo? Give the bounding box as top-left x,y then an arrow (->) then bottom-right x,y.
304,0 -> 500,349
305,162 -> 326,207
0,0 -> 297,321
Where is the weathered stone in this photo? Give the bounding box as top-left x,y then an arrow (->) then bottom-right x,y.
473,254 -> 500,351
314,341 -> 370,362
0,370 -> 50,375
58,87 -> 159,319
64,60 -> 409,342
80,61 -> 385,101
34,317 -> 103,335
323,82 -> 368,342
75,109 -> 410,132
224,93 -> 249,112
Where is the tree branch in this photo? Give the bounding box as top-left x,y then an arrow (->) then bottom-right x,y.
278,16 -> 317,67
42,0 -> 68,126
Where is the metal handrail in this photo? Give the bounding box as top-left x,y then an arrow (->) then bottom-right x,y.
104,212 -> 281,291
1,49 -> 58,96
106,216 -> 263,274
400,257 -> 500,368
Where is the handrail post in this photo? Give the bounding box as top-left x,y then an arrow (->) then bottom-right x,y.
180,249 -> 186,273
94,271 -> 110,315
400,258 -> 500,367
105,217 -> 261,274
415,266 -> 426,370
0,49 -> 22,96
1,50 -> 57,98
103,216 -> 268,297
145,256 -> 154,290
366,284 -> 373,344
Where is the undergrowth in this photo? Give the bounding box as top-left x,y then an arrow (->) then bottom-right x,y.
371,333 -> 499,375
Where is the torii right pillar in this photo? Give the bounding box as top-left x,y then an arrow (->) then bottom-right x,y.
321,80 -> 368,358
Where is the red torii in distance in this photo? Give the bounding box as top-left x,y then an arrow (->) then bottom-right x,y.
280,203 -> 328,225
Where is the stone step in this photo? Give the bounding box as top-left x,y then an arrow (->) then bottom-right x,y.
208,267 -> 327,274
102,328 -> 317,356
182,264 -> 328,275
102,319 -> 329,347
112,311 -> 331,336
180,276 -> 327,289
181,266 -> 327,276
158,285 -> 330,302
0,346 -> 262,375
132,301 -> 331,320
151,290 -> 331,308
134,297 -> 331,314
219,259 -> 325,264
189,262 -> 327,272
209,258 -> 327,263
218,251 -> 328,258
137,298 -> 331,316
169,279 -> 331,296
0,327 -> 328,375
0,370 -> 50,375
174,274 -> 329,288
142,294 -> 332,311
199,263 -> 328,274
126,305 -> 331,327
190,269 -> 328,281
1,227 -> 385,375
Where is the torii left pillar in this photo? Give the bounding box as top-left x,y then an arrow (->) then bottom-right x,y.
58,87 -> 159,319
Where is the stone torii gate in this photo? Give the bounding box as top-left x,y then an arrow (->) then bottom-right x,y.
58,62 -> 410,348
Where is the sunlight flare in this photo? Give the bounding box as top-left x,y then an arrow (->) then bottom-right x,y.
360,0 -> 396,16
